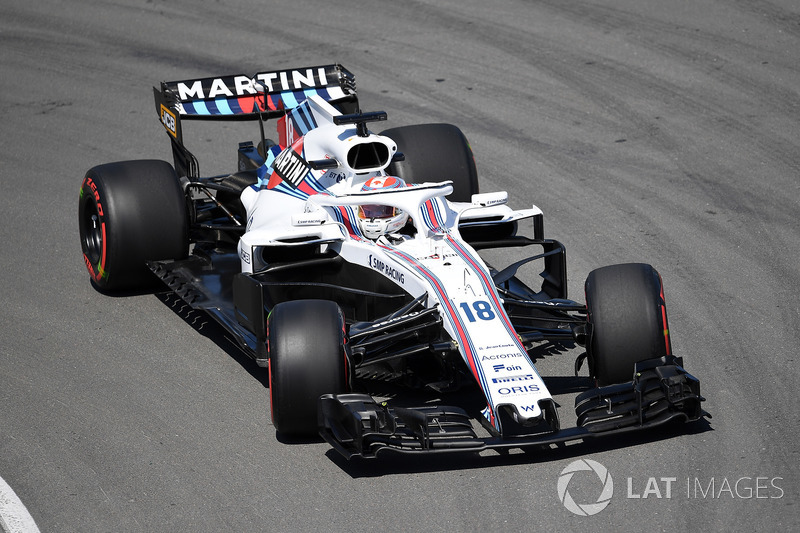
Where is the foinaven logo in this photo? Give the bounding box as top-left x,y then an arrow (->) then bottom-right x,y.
557,459 -> 614,516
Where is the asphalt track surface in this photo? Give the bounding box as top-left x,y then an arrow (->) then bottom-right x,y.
1,0 -> 798,531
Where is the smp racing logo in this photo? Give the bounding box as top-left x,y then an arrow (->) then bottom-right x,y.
368,254 -> 405,284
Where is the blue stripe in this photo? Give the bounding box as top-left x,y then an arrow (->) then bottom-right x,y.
215,98 -> 233,115
228,98 -> 243,114
290,114 -> 309,137
299,104 -> 317,132
292,90 -> 308,106
205,100 -> 220,115
303,88 -> 321,101
420,203 -> 432,229
176,85 -> 342,117
191,101 -> 210,115
268,93 -> 284,111
432,198 -> 445,226
256,146 -> 282,186
304,173 -> 328,194
273,182 -> 309,200
280,91 -> 298,108
345,206 -> 363,237
314,87 -> 330,102
287,100 -> 317,136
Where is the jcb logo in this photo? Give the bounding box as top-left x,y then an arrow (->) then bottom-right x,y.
160,104 -> 177,138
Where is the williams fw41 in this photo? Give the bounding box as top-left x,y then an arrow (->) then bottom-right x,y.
78,64 -> 709,458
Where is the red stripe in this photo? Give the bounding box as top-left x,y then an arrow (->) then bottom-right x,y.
338,207 -> 358,236
266,171 -> 282,189
658,273 -> 672,355
297,181 -> 317,196
237,96 -> 256,113
101,222 -> 106,275
425,200 -> 437,224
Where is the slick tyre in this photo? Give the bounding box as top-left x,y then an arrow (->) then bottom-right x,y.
381,123 -> 479,202
268,300 -> 349,436
585,263 -> 671,386
78,160 -> 188,291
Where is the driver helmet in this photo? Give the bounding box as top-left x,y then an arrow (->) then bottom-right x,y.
357,176 -> 409,239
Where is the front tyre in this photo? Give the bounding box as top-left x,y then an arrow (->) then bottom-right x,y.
268,300 -> 349,436
78,160 -> 188,291
585,263 -> 671,386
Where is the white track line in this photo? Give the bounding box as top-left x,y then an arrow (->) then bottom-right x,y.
0,476 -> 40,533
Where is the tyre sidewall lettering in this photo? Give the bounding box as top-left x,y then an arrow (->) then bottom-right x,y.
80,175 -> 108,284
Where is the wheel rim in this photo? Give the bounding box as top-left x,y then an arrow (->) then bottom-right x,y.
80,198 -> 103,264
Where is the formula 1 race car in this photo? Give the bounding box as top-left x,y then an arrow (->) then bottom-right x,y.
78,64 -> 708,458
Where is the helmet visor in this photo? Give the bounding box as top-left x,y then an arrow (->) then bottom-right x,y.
359,204 -> 395,219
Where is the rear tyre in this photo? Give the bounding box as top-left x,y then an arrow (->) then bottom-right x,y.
585,263 -> 671,386
268,300 -> 348,436
78,160 -> 188,291
381,123 -> 479,202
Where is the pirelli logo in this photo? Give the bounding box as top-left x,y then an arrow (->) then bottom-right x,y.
273,148 -> 310,188
160,104 -> 177,138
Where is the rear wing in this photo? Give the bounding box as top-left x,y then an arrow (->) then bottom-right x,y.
153,64 -> 358,177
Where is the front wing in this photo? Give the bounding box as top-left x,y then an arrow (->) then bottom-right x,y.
319,356 -> 707,458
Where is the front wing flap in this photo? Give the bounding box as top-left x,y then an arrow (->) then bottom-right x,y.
319,356 -> 707,459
